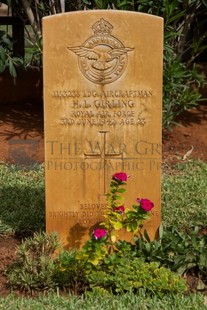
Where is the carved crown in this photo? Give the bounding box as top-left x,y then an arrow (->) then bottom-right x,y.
92,18 -> 113,35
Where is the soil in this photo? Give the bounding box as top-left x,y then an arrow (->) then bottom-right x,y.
0,100 -> 207,296
163,104 -> 207,163
0,236 -> 20,297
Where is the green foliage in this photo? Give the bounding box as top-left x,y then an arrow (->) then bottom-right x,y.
131,224 -> 207,285
82,0 -> 135,10
57,246 -> 187,296
0,30 -> 23,78
136,0 -> 206,128
82,0 -> 206,128
162,161 -> 207,229
87,255 -> 187,296
7,232 -> 59,292
163,57 -> 204,128
123,160 -> 207,285
0,164 -> 45,235
82,0 -> 110,9
80,234 -> 108,266
80,174 -> 154,265
8,232 -> 187,297
104,176 -> 152,234
25,34 -> 43,67
54,173 -> 186,296
55,249 -> 89,294
0,291 -> 206,309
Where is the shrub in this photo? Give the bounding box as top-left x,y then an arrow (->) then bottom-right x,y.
142,227 -> 207,276
7,232 -> 59,292
86,254 -> 187,296
0,31 -> 23,78
55,249 -> 89,294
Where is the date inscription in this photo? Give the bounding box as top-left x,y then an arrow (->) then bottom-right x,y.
51,88 -> 153,127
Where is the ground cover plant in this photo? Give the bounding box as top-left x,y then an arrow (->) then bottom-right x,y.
1,160 -> 207,308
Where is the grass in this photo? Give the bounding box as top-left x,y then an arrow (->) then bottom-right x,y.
0,291 -> 206,310
162,160 -> 207,229
0,160 -> 207,308
0,164 -> 45,235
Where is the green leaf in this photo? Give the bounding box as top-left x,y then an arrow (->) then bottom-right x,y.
113,222 -> 123,230
116,196 -> 123,200
159,224 -> 164,239
202,0 -> 207,7
126,221 -> 138,233
143,229 -> 151,242
117,188 -> 126,193
13,57 -> 24,65
0,46 -> 6,63
197,278 -> 206,291
9,59 -> 17,78
145,242 -> 151,253
7,0 -> 12,6
0,59 -> 6,73
126,211 -> 137,219
2,34 -> 12,47
82,0 -> 92,4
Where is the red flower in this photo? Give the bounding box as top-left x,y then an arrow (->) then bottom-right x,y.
137,198 -> 154,212
93,228 -> 107,240
114,206 -> 125,214
112,172 -> 129,182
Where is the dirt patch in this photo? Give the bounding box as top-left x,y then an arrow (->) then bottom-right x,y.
0,100 -> 44,165
0,235 -> 20,297
163,104 -> 207,164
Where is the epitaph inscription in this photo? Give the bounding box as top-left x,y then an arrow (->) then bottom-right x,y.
43,11 -> 163,248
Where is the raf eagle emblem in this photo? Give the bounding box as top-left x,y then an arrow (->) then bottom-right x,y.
67,18 -> 134,84
68,46 -> 133,71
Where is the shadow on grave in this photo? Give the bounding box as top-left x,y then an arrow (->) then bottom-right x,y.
66,223 -> 101,249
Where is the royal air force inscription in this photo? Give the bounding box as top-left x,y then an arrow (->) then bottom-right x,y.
48,87 -> 160,173
52,89 -> 152,127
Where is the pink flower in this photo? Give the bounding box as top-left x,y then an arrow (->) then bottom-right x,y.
137,198 -> 154,212
114,206 -> 125,214
112,172 -> 129,182
93,228 -> 107,240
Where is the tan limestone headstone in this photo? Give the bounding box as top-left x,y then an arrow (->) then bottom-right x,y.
43,11 -> 163,249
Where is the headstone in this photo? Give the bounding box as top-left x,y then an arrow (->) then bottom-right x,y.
43,11 -> 163,249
